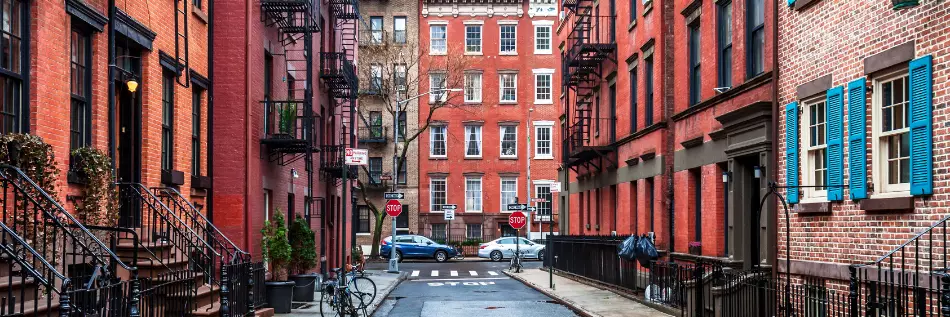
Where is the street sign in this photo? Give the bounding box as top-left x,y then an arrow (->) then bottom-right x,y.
444,210 -> 455,220
380,174 -> 393,180
441,204 -> 458,210
509,212 -> 527,229
344,148 -> 368,166
527,207 -> 537,212
384,192 -> 405,200
385,200 -> 403,217
506,203 -> 527,211
530,198 -> 547,203
550,183 -> 561,193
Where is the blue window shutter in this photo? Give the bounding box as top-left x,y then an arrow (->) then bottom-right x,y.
847,78 -> 868,199
826,87 -> 844,201
786,102 -> 800,204
909,55 -> 933,196
788,0 -> 796,7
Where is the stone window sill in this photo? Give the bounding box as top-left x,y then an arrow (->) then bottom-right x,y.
860,196 -> 914,213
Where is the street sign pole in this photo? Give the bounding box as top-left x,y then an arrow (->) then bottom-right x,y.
389,92 -> 402,274
386,200 -> 402,273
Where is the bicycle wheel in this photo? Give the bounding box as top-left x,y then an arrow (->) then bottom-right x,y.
337,291 -> 358,317
349,276 -> 378,307
319,289 -> 331,316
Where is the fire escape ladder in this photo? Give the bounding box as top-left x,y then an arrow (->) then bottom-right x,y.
174,0 -> 191,87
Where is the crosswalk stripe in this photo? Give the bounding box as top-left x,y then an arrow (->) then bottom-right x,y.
487,271 -> 499,276
450,271 -> 459,276
469,271 -> 478,276
411,270 -> 420,277
431,270 -> 439,277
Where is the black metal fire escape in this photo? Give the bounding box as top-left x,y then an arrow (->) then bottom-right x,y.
174,0 -> 191,87
561,0 -> 617,173
320,0 -> 360,181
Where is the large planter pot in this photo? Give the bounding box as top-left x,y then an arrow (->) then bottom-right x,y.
265,281 -> 296,314
290,273 -> 319,302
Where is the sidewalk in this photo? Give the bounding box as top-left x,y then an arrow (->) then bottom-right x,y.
286,270 -> 407,316
505,268 -> 671,317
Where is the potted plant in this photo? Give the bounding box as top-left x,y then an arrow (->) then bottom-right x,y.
262,211 -> 294,313
278,103 -> 297,135
288,214 -> 318,302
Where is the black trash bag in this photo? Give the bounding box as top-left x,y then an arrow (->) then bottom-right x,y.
617,235 -> 638,260
635,235 -> 659,267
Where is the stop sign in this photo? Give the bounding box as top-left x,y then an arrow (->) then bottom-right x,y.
508,211 -> 527,230
385,200 -> 402,217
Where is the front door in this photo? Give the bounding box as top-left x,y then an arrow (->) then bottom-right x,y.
116,45 -> 143,227
500,223 -> 517,237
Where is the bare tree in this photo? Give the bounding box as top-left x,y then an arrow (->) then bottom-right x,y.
356,39 -> 473,258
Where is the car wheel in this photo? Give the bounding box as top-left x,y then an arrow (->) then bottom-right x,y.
395,250 -> 404,263
434,250 -> 448,263
538,250 -> 545,261
490,251 -> 503,262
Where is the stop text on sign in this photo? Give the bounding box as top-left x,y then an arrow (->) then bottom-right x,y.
508,211 -> 527,229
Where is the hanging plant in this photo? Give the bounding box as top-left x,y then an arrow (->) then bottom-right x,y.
0,133 -> 61,260
70,147 -> 119,227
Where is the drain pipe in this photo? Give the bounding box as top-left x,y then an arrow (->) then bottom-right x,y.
108,0 -> 116,169
244,0 -> 252,252
207,0 -> 215,224
770,0 -> 780,276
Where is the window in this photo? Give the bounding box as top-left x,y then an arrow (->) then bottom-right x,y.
369,111 -> 383,138
500,126 -> 517,158
431,224 -> 447,240
464,72 -> 482,102
801,98 -> 827,199
70,29 -> 92,152
535,73 -> 553,103
191,88 -> 203,176
430,177 -> 447,211
398,158 -> 407,185
394,17 -> 407,44
746,0 -> 764,78
718,1 -> 733,88
396,111 -> 407,140
430,126 -> 447,157
595,95 -> 601,136
394,63 -> 407,92
429,72 -> 447,102
535,25 -> 552,53
264,190 -> 272,221
0,0 -> 26,134
370,63 -> 383,93
466,224 -> 482,239
500,24 -> 517,54
536,184 -> 552,216
646,178 -> 654,231
629,67 -> 638,132
357,206 -> 371,233
465,25 -> 482,53
874,74 -> 911,193
192,0 -> 201,9
369,157 -> 383,185
465,177 -> 482,212
609,0 -> 616,43
162,72 -> 175,172
535,124 -> 553,158
397,207 -> 409,232
645,56 -> 654,126
500,73 -> 517,102
430,25 -> 447,54
370,16 -> 383,44
688,22 -> 702,106
465,125 -> 482,157
263,53 -> 273,135
501,178 -> 518,211
629,0 -> 637,22
691,169 -> 702,242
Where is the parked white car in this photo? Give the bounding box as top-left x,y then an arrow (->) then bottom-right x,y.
477,237 -> 545,262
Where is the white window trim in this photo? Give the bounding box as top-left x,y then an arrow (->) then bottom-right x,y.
499,22 -> 518,55
871,69 -> 912,197
534,183 -> 553,220
534,25 -> 553,55
500,73 -> 518,104
533,69 -> 555,104
465,177 -> 483,213
534,121 -> 555,159
464,24 -> 483,55
500,177 -> 518,213
465,125 -> 483,158
429,73 -> 448,103
429,125 -> 447,158
429,177 -> 447,213
464,72 -> 482,103
500,125 -> 518,158
429,25 -> 447,56
799,97 -> 827,202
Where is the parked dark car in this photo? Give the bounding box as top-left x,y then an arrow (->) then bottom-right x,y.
380,235 -> 459,263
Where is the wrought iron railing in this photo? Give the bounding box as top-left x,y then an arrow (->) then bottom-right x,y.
563,14 -> 617,67
359,29 -> 387,46
320,145 -> 358,179
0,221 -> 70,317
261,100 -> 316,146
138,270 -> 198,316
320,52 -> 358,99
153,187 -> 250,265
251,261 -> 266,308
220,261 -> 266,316
358,125 -> 387,143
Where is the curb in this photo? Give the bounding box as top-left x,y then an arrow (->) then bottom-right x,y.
364,271 -> 407,317
503,270 -> 598,317
539,268 -> 679,317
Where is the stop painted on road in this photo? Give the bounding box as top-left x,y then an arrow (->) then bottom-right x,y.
427,281 -> 496,286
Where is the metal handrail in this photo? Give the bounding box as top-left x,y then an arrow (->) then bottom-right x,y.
119,183 -> 219,256
152,187 -> 249,262
0,221 -> 64,291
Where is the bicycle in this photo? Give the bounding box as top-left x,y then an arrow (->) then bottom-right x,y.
319,264 -> 377,316
453,245 -> 465,260
509,249 -> 525,273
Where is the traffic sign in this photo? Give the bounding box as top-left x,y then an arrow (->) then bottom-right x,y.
385,200 -> 403,217
384,192 -> 405,200
527,207 -> 537,212
444,210 -> 455,220
345,148 -> 368,166
530,198 -> 547,203
508,212 -> 527,230
441,204 -> 458,210
549,182 -> 561,193
506,203 -> 527,211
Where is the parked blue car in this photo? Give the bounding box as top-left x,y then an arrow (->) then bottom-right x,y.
380,235 -> 458,263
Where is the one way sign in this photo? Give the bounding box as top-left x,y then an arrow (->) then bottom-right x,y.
506,204 -> 527,211
384,192 -> 405,200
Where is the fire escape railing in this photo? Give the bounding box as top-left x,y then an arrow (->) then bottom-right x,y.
358,125 -> 388,143
320,145 -> 358,179
321,52 -> 358,100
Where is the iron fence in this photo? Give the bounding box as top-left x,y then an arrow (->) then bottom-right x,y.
428,233 -> 500,257
138,270 -> 198,317
252,262 -> 267,309
549,235 -> 649,292
66,277 -> 139,317
221,261 -> 257,317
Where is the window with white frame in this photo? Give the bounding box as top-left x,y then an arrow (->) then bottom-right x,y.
430,25 -> 447,54
466,224 -> 482,239
430,177 -> 447,211
464,72 -> 482,102
465,177 -> 483,212
500,125 -> 517,158
430,125 -> 447,157
500,73 -> 517,103
535,183 -> 553,216
394,63 -> 407,92
465,25 -> 482,53
500,24 -> 517,54
535,25 -> 552,54
431,224 -> 447,240
465,125 -> 482,157
535,124 -> 553,158
500,177 -> 518,211
535,73 -> 553,103
874,72 -> 911,194
370,63 -> 383,92
429,72 -> 447,102
801,97 -> 827,200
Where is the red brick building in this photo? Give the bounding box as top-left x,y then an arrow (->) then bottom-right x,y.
778,0 -> 948,295
417,0 -> 562,241
213,0 -> 360,272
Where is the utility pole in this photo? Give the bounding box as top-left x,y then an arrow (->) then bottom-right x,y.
388,91 -> 401,274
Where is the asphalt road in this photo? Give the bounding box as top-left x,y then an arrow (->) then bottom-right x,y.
367,260 -> 577,317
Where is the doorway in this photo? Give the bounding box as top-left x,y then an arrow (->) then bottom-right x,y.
116,44 -> 143,227
500,223 -> 517,237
